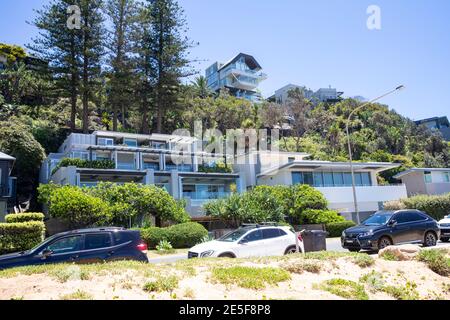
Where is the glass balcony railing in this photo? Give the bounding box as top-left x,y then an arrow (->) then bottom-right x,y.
117,162 -> 136,170
183,191 -> 231,200
165,164 -> 193,172
142,162 -> 160,170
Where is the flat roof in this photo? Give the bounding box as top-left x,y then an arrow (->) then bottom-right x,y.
393,168 -> 450,179
258,160 -> 401,178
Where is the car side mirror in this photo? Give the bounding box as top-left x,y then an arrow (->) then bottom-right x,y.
238,239 -> 248,245
388,220 -> 397,227
41,249 -> 53,259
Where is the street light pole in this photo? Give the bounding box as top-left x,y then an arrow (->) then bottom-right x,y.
345,85 -> 405,225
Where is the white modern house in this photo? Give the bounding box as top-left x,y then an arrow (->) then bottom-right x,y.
269,84 -> 343,105
236,151 -> 407,222
40,131 -> 408,222
394,168 -> 450,196
205,53 -> 267,103
40,131 -> 244,218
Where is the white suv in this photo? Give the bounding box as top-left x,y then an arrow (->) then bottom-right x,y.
188,225 -> 303,259
438,215 -> 450,242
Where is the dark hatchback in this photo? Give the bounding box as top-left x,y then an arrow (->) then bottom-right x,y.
341,210 -> 440,252
0,227 -> 149,270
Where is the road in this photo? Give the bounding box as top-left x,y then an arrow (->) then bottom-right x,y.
147,238 -> 450,264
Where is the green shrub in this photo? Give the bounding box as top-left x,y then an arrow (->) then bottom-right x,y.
48,186 -> 111,228
0,221 -> 45,254
211,266 -> 291,289
156,240 -> 174,253
141,222 -> 208,249
417,249 -> 450,276
315,278 -> 368,300
325,221 -> 356,237
204,184 -> 329,226
384,193 -> 450,220
141,227 -> 169,248
143,276 -> 179,292
301,209 -> 345,224
5,213 -> 45,223
166,222 -> 208,248
52,158 -> 115,175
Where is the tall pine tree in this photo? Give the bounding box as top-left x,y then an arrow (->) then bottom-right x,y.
28,0 -> 82,131
79,0 -> 106,133
105,0 -> 139,131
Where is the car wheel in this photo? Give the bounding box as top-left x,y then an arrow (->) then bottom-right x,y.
440,237 -> 449,243
218,253 -> 235,258
284,246 -> 298,255
424,232 -> 437,247
378,236 -> 392,250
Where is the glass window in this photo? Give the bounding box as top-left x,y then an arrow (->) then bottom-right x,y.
46,236 -> 82,254
218,228 -> 249,242
343,173 -> 353,186
323,172 -> 334,187
292,172 -> 303,185
354,173 -> 363,186
361,172 -> 372,186
393,212 -> 409,224
424,171 -> 432,183
262,228 -> 282,239
243,229 -> 263,242
123,138 -> 137,147
98,138 -> 114,146
84,233 -> 112,250
443,172 -> 450,183
303,172 -> 314,186
405,211 -> 427,222
313,172 -> 323,187
333,172 -> 344,186
113,232 -> 132,245
72,152 -> 89,160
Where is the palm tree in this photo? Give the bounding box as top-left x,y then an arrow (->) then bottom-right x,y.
191,75 -> 212,98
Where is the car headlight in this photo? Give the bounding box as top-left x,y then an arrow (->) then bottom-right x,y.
341,231 -> 346,237
358,231 -> 373,238
200,250 -> 215,258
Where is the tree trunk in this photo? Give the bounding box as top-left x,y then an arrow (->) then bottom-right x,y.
82,13 -> 89,134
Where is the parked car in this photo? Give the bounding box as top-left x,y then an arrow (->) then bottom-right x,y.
438,215 -> 450,242
188,224 -> 303,259
0,227 -> 149,270
341,210 -> 440,252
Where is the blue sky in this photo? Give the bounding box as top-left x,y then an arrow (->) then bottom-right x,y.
1,0 -> 449,120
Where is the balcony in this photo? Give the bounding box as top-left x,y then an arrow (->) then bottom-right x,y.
183,191 -> 231,200
165,164 -> 193,172
116,162 -> 136,170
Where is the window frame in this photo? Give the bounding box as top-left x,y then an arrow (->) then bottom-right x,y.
83,232 -> 113,251
42,235 -> 83,255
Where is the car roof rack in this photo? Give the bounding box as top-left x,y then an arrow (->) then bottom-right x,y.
240,222 -> 280,228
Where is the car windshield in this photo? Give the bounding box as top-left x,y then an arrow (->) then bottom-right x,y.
218,228 -> 250,242
25,234 -> 60,254
363,211 -> 394,226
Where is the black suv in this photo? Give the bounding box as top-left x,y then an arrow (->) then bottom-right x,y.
0,227 -> 149,269
341,210 -> 440,252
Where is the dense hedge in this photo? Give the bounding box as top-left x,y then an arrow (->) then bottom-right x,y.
325,221 -> 357,238
0,221 -> 45,254
301,209 -> 345,224
384,193 -> 450,220
51,158 -> 115,175
141,222 -> 208,249
5,212 -> 45,223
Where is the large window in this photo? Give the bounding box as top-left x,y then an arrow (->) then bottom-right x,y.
443,172 -> 450,183
98,138 -> 114,146
292,171 -> 372,187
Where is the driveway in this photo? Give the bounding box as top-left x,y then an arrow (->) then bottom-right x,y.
147,238 -> 450,264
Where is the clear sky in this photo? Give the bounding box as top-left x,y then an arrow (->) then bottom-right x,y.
1,0 -> 449,121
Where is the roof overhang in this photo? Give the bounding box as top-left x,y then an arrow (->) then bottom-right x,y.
218,53 -> 262,71
393,167 -> 450,179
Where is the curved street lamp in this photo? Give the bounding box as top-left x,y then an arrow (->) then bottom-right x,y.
345,85 -> 405,224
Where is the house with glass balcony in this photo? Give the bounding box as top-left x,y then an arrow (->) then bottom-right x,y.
205,53 -> 267,103
0,152 -> 17,220
40,131 -> 244,218
235,151 -> 408,222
